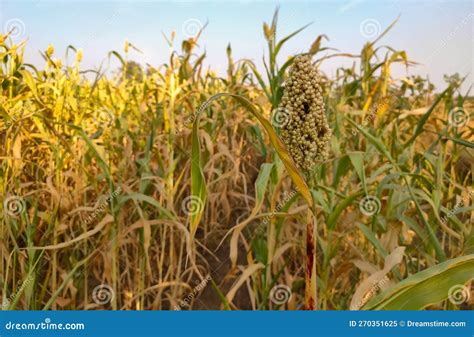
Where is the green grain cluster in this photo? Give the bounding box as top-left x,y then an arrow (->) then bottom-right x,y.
280,55 -> 331,171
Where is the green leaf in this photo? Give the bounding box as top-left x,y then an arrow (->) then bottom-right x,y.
327,191 -> 364,230
370,16 -> 400,47
19,69 -> 40,101
358,223 -> 388,258
346,117 -> 394,163
255,163 -> 274,209
274,23 -> 311,57
247,61 -> 271,102
405,87 -> 450,147
349,152 -> 367,194
190,111 -> 208,238
118,193 -> 174,219
108,51 -> 126,68
363,255 -> 474,310
443,135 -> 474,148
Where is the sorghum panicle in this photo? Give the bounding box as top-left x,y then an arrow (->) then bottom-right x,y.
280,55 -> 331,171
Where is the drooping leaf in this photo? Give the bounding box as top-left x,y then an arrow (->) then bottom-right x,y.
190,94 -> 313,241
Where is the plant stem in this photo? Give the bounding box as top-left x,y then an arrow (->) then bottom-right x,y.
305,211 -> 317,310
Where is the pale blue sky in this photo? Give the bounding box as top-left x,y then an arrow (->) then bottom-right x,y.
1,0 -> 473,92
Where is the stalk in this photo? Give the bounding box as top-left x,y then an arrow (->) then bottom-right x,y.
280,55 -> 332,310
305,212 -> 317,310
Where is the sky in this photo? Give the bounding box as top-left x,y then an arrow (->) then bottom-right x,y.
1,0 -> 473,93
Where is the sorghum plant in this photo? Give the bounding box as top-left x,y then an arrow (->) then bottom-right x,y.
279,54 -> 332,310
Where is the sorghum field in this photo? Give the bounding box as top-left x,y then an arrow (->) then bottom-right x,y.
1,9 -> 473,311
